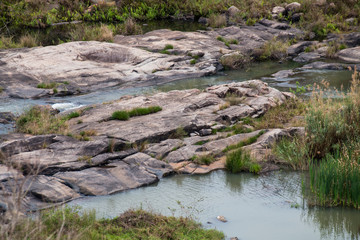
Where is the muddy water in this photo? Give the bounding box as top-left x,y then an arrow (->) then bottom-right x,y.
68,171 -> 360,240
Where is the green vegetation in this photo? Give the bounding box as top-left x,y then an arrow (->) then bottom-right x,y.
220,52 -> 249,69
160,44 -> 174,54
273,136 -> 309,170
1,207 -> 224,240
190,59 -> 197,65
112,110 -> 130,121
207,13 -> 226,28
257,37 -> 290,61
16,106 -> 68,135
170,126 -> 187,139
112,106 -> 162,121
225,148 -> 261,174
66,111 -> 80,120
192,154 -> 216,165
37,82 -> 58,89
223,130 -> 265,153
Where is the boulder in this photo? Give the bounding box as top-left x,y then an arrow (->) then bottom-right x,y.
0,112 -> 15,124
287,41 -> 315,56
227,6 -> 241,17
293,52 -> 322,62
272,6 -> 286,15
285,2 -> 301,13
336,47 -> 360,63
54,153 -> 171,196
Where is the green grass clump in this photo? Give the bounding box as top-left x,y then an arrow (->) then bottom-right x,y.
16,106 -> 68,135
192,154 -> 216,165
160,44 -> 174,54
112,110 -> 130,121
112,106 -> 162,121
273,136 -> 310,170
225,148 -> 261,174
257,37 -> 290,61
3,207 -> 224,240
190,59 -> 197,65
128,106 -> 162,117
66,111 -> 80,120
37,82 -> 58,89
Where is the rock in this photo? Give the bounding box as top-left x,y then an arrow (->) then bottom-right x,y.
0,165 -> 24,182
293,52 -> 322,62
258,19 -> 291,30
199,128 -> 212,136
301,61 -> 347,70
327,32 -> 360,48
216,105 -> 256,123
54,153 -> 171,195
24,175 -> 80,203
145,139 -> 184,159
290,13 -> 303,22
202,130 -> 264,155
0,112 -> 15,124
7,86 -> 51,99
287,41 -> 315,56
271,69 -> 296,79
336,47 -> 360,63
198,17 -> 208,24
285,2 -> 301,13
227,6 -> 240,17
165,145 -> 202,163
345,18 -> 357,25
272,6 -> 286,15
0,134 -> 57,157
217,215 -> 227,222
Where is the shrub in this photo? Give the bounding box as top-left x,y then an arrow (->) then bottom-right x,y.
70,24 -> 114,42
257,37 -> 290,61
192,154 -> 216,165
19,34 -> 39,48
207,14 -> 227,28
16,106 -> 68,135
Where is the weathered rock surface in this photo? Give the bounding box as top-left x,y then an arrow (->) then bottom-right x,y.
0,112 -> 15,124
1,25 -> 304,99
293,52 -> 322,63
336,47 -> 360,63
287,41 -> 316,56
54,153 -> 171,196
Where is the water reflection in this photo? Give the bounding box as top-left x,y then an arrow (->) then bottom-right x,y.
303,207 -> 360,240
68,171 -> 360,240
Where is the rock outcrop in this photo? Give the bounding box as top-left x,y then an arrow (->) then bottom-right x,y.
1,80 -> 298,213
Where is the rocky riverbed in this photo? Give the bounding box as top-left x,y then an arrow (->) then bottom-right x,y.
1,12 -> 360,217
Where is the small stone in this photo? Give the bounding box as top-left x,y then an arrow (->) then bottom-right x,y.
199,129 -> 212,136
230,237 -> 239,240
272,6 -> 286,15
227,6 -> 240,17
291,13 -> 303,22
285,2 -> 301,13
198,17 -> 208,24
217,215 -> 227,222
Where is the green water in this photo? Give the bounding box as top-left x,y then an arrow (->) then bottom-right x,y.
68,171 -> 360,240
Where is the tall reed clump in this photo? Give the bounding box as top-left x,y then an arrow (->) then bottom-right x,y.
225,148 -> 261,174
309,144 -> 360,208
307,68 -> 360,208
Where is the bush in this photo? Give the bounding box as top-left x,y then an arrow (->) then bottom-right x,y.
128,106 -> 162,117
16,106 -> 68,135
257,37 -> 290,61
207,14 -> 227,28
66,111 -> 80,120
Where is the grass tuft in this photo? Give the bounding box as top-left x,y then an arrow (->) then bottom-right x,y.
226,148 -> 261,174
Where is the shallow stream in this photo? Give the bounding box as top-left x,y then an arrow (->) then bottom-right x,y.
68,171 -> 360,240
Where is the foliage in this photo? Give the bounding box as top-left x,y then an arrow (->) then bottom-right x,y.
207,13 -> 226,28
225,148 -> 261,174
1,207 -> 224,240
192,154 -> 216,165
257,37 -> 290,61
16,106 -> 68,135
112,106 -> 162,121
273,136 -> 310,170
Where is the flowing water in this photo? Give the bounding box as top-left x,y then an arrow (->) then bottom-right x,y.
67,171 -> 360,240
